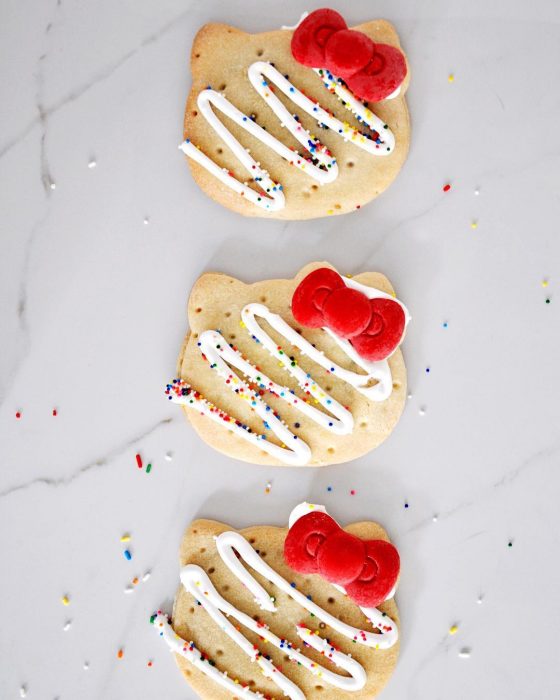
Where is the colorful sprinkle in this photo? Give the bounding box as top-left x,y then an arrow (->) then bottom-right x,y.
404,502 -> 409,509
117,649 -> 124,659
448,73 -> 455,83
147,660 -> 153,667
143,217 -> 150,225
419,406 -> 426,416
142,570 -> 151,582
545,298 -> 551,304
88,159 -> 97,169
19,686 -> 27,698
471,220 -> 478,229
477,595 -> 484,605
458,648 -> 471,659
120,533 -> 131,543
63,620 -> 72,631
165,451 -> 173,461
350,489 -> 356,496
146,463 -> 152,474
508,540 -> 513,548
449,624 -> 459,635
61,595 -> 70,606
432,514 -> 438,523
542,278 -> 549,288
442,321 -> 448,329
474,188 -> 480,196
327,486 -> 333,492
124,549 -> 132,560
15,411 -> 22,419
83,661 -> 90,671
52,408 -> 58,416
443,183 -> 451,192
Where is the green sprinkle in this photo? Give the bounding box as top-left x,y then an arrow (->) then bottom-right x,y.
146,463 -> 152,474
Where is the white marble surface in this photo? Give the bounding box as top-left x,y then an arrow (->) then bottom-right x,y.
1,0 -> 560,698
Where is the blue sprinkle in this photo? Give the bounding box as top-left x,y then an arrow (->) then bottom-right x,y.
327,486 -> 333,492
124,550 -> 132,561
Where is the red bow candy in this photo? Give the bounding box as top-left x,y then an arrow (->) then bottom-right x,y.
291,8 -> 407,102
284,511 -> 400,608
291,267 -> 405,362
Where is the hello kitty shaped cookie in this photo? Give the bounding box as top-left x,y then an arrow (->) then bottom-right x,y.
151,502 -> 400,700
182,8 -> 410,219
165,262 -> 409,467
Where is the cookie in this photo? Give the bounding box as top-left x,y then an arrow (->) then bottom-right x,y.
165,262 -> 409,467
151,502 -> 400,699
181,8 -> 411,219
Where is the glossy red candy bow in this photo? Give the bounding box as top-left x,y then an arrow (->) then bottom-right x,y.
284,511 -> 400,607
291,8 -> 407,102
291,267 -> 405,362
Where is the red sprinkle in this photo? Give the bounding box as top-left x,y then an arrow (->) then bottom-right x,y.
52,408 -> 57,417
15,411 -> 22,419
147,660 -> 153,667
443,183 -> 451,192
135,453 -> 143,469
117,649 -> 124,659
350,489 -> 356,496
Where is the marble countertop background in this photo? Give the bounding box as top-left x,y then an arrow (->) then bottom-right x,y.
1,0 -> 559,698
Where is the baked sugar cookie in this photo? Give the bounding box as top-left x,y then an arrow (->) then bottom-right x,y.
165,262 -> 409,466
181,8 -> 410,219
151,502 -> 400,699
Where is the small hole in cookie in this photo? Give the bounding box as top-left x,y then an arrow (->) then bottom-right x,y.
193,332 -> 199,339
219,83 -> 226,91
217,147 -> 223,154
260,551 -> 266,557
328,597 -> 335,604
347,161 -> 355,168
185,670 -> 192,676
225,311 -> 231,317
319,622 -> 326,629
260,296 -> 267,303
360,421 -> 368,428
195,53 -> 200,58
325,385 -> 332,392
311,184 -> 319,191
189,607 -> 195,613
229,334 -> 236,340
256,49 -> 264,57
393,381 -> 401,390
192,110 -> 198,117
195,307 -> 202,313
223,585 -> 230,592
199,547 -> 206,553
192,529 -> 198,534
216,649 -> 223,656
315,686 -> 324,692
249,538 -> 256,544
208,567 -> 215,574
327,447 -> 335,454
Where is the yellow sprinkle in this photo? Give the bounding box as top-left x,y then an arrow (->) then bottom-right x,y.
471,220 -> 478,229
448,73 -> 455,83
449,624 -> 459,635
61,595 -> 70,606
327,209 -> 334,215
120,534 -> 131,542
542,279 -> 549,288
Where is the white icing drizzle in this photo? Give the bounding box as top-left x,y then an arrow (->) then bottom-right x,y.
152,509 -> 398,698
181,61 -> 395,211
167,275 -> 410,466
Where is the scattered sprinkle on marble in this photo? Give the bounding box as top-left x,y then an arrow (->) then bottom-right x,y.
404,502 -> 409,509
135,453 -> 143,469
50,181 -> 56,190
425,366 -> 431,374
458,648 -> 471,659
443,183 -> 451,192
432,514 -> 438,523
63,620 -> 72,631
448,73 -> 455,83
477,595 -> 484,605
124,583 -> 134,594
117,649 -> 124,659
471,220 -> 478,229
16,411 -> 22,419
419,406 -> 426,416
545,297 -> 551,304
474,187 -> 480,195
19,685 -> 27,697
120,533 -> 131,543
542,278 -> 549,288
61,595 -> 70,606
147,660 -> 153,667
407,392 -> 412,399
327,486 -> 333,492
88,159 -> 97,169
508,540 -> 513,548
124,549 -> 132,560
449,624 -> 459,635
52,408 -> 58,416
143,217 -> 150,225
164,451 -> 173,461
350,489 -> 356,496
142,570 -> 151,582
83,661 -> 89,671
442,321 -> 448,329
146,462 -> 152,474
265,480 -> 272,494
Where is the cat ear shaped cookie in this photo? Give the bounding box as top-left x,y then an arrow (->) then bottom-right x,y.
165,262 -> 409,467
151,502 -> 400,699
181,9 -> 410,219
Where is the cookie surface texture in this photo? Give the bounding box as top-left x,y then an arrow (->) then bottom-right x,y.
170,517 -> 400,699
184,18 -> 410,219
175,261 -> 407,467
